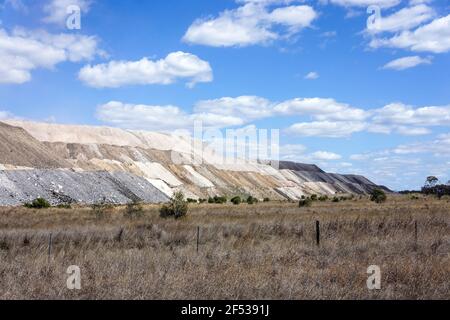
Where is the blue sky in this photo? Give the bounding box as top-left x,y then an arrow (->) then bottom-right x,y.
0,0 -> 449,190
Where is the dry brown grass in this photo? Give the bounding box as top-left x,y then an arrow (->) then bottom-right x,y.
0,195 -> 448,300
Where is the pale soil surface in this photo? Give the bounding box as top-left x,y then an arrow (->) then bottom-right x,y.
0,195 -> 448,299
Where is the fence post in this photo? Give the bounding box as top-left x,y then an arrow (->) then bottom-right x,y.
196,226 -> 200,253
48,233 -> 53,262
316,221 -> 320,247
414,220 -> 418,250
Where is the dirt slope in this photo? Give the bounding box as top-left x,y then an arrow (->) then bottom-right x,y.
0,122 -> 69,169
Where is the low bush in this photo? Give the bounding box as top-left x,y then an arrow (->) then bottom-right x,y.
299,198 -> 313,207
263,198 -> 270,202
318,195 -> 328,201
24,198 -> 51,209
160,192 -> 189,219
246,196 -> 258,205
186,198 -> 198,203
332,197 -> 340,203
370,188 -> 387,204
231,196 -> 242,205
310,194 -> 318,201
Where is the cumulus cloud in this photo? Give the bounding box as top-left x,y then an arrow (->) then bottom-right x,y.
194,96 -> 273,120
182,1 -> 317,47
0,28 -> 100,84
274,98 -> 369,121
349,133 -> 450,189
328,0 -> 401,8
79,52 -> 213,88
366,4 -> 435,34
286,121 -> 367,137
372,103 -> 450,126
304,71 -> 319,79
309,151 -> 342,160
370,14 -> 450,53
43,0 -> 91,26
382,55 -> 431,70
96,101 -> 243,132
97,96 -> 450,138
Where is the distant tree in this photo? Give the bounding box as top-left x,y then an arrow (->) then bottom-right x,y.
425,176 -> 439,188
370,188 -> 387,204
231,196 -> 242,205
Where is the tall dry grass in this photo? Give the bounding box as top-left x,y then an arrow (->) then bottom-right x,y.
0,195 -> 448,299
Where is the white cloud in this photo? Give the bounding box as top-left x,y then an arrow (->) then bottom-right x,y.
366,4 -> 435,34
183,1 -> 317,47
194,96 -> 273,120
286,121 -> 367,137
310,151 -> 342,160
43,0 -> 91,26
0,28 -> 100,84
373,103 -> 450,126
98,96 -> 450,138
274,98 -> 369,121
382,55 -> 431,70
395,126 -> 431,135
304,71 -> 319,79
96,101 -> 189,132
96,101 -> 245,132
78,52 -> 213,88
328,0 -> 401,8
370,14 -> 450,53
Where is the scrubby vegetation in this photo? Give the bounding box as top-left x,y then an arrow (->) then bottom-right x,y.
160,191 -> 189,219
299,198 -> 313,207
246,196 -> 258,205
370,188 -> 387,203
124,200 -> 144,219
0,195 -> 448,299
24,197 -> 51,209
230,196 -> 242,205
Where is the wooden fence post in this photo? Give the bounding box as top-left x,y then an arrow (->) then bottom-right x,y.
196,226 -> 200,253
316,221 -> 320,247
414,220 -> 418,250
48,233 -> 53,262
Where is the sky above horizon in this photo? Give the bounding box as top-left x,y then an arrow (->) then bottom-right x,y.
0,0 -> 449,190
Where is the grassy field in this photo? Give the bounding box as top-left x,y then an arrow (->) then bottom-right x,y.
0,195 -> 448,299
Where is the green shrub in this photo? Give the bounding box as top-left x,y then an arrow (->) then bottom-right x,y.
246,196 -> 258,205
299,198 -> 313,207
198,199 -> 207,203
370,188 -> 387,203
263,197 -> 270,202
208,197 -> 215,204
24,198 -> 51,209
186,198 -> 198,203
160,191 -> 189,219
318,195 -> 328,201
332,197 -> 340,203
124,200 -> 144,219
301,195 -> 306,200
215,196 -> 227,204
231,196 -> 242,205
310,194 -> 318,201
